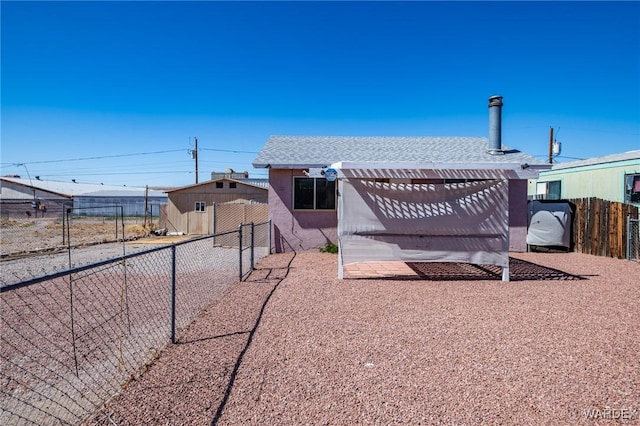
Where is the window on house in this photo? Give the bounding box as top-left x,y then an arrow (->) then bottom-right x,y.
195,201 -> 206,212
229,182 -> 237,189
216,182 -> 223,189
536,180 -> 561,200
294,177 -> 336,210
547,180 -> 561,200
625,174 -> 640,204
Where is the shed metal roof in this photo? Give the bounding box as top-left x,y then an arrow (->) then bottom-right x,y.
165,177 -> 268,193
0,177 -> 167,198
550,150 -> 640,171
253,135 -> 548,169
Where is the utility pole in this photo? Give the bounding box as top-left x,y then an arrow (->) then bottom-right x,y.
548,127 -> 554,164
193,137 -> 199,184
144,185 -> 149,228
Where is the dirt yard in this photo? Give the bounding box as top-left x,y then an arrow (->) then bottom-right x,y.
87,251 -> 640,425
0,218 -> 190,284
0,217 -> 152,257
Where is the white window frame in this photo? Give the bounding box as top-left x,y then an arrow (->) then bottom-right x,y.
625,173 -> 640,204
536,180 -> 561,200
195,201 -> 206,212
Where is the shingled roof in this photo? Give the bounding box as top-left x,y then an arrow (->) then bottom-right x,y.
252,135 -> 547,169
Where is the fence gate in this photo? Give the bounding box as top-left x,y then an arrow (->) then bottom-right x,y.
628,217 -> 640,261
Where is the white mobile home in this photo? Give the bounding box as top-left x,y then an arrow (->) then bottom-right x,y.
529,150 -> 640,205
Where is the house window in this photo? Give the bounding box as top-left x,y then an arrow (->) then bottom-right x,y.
294,177 -> 336,210
195,201 -> 206,212
536,180 -> 561,200
216,182 -> 223,189
547,180 -> 561,200
625,174 -> 640,203
229,182 -> 237,189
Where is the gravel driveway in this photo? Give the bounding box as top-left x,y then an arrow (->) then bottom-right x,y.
88,251 -> 639,425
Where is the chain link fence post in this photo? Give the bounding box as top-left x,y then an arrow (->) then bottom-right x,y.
171,245 -> 177,344
628,215 -> 632,261
238,224 -> 243,282
250,222 -> 255,271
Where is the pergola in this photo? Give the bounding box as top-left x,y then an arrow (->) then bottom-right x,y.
331,161 -> 544,281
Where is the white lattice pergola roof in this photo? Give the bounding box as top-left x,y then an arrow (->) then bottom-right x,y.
331,161 -> 546,281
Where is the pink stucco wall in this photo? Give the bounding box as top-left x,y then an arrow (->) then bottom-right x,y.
508,179 -> 529,252
268,168 -> 530,253
269,169 -> 338,253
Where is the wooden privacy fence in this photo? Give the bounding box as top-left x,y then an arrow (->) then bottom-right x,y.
569,198 -> 639,259
159,202 -> 268,236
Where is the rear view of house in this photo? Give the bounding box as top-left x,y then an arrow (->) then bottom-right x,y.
253,96 -> 548,252
253,96 -> 549,279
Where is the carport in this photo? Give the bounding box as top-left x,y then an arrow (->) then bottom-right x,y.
332,161 -> 544,281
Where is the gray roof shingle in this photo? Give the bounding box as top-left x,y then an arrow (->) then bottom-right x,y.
253,135 -> 547,169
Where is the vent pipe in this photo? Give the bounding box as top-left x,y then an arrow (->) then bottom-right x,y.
488,95 -> 504,155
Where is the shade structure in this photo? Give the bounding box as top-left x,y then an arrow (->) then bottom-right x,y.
332,162 -> 541,281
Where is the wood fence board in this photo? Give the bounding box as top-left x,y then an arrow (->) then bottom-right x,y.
566,197 -> 639,259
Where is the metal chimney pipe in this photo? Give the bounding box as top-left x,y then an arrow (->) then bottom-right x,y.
488,95 -> 503,155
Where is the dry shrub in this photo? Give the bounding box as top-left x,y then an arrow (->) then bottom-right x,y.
126,224 -> 152,238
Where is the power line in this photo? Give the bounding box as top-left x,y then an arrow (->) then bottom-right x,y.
532,154 -> 585,161
199,148 -> 259,154
1,145 -> 262,185
1,149 -> 187,166
39,170 -> 195,177
1,148 -> 259,169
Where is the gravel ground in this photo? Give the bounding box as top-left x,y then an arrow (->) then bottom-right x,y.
87,251 -> 639,425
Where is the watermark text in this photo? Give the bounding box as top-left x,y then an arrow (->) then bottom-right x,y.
583,406 -> 638,421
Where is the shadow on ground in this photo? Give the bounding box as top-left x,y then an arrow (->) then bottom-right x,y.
401,257 -> 585,281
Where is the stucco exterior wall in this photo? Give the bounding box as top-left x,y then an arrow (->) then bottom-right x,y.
269,169 -> 337,252
509,179 -> 529,252
268,168 -> 529,254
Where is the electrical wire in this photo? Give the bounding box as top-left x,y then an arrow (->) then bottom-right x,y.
199,148 -> 259,154
0,149 -> 187,166
1,146 -> 264,184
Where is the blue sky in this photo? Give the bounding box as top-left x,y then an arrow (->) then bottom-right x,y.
2,1 -> 639,188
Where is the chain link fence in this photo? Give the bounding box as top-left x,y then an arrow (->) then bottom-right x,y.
628,217 -> 639,261
1,205 -> 161,261
0,221 -> 271,425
